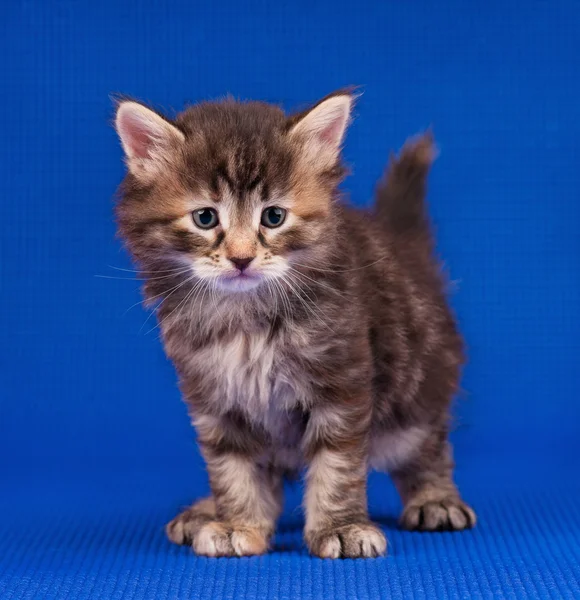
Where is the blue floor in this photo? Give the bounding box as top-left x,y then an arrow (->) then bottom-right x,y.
2,1 -> 580,598
2,459 -> 580,599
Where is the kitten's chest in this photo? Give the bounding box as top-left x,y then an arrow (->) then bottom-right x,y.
194,330 -> 302,427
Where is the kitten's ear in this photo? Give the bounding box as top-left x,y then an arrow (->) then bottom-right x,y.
114,101 -> 185,178
288,91 -> 354,166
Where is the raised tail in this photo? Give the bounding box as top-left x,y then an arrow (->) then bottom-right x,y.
375,131 -> 437,242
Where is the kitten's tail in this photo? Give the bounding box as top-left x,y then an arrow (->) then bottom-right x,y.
374,131 -> 437,244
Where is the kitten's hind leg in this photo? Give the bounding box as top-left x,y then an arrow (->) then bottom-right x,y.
390,429 -> 477,531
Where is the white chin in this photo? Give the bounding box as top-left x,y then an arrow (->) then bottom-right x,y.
216,274 -> 262,293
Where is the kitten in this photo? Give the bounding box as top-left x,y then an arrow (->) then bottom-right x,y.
113,89 -> 476,558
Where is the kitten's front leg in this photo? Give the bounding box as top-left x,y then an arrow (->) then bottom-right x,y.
303,402 -> 387,559
167,414 -> 282,557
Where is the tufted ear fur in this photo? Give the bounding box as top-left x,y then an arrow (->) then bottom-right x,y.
114,101 -> 185,179
288,91 -> 354,168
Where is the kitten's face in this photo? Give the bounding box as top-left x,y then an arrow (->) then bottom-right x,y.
169,188 -> 310,293
114,92 -> 353,293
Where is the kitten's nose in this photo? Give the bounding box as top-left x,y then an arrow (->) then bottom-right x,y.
229,256 -> 255,272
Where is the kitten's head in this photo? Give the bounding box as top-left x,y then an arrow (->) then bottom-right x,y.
114,90 -> 354,293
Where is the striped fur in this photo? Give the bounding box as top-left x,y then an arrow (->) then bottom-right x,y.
113,91 -> 476,558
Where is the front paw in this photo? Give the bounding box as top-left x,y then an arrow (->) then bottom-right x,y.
168,517 -> 268,557
194,522 -> 269,557
306,522 -> 387,559
400,498 -> 477,531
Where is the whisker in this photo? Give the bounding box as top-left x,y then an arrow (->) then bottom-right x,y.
284,272 -> 317,305
210,282 -> 228,330
95,266 -> 192,282
271,277 -> 293,326
95,275 -> 149,281
265,280 -> 278,322
108,265 -> 193,275
283,273 -> 338,335
287,272 -> 342,327
287,267 -> 349,301
147,277 -> 202,335
124,274 -> 192,316
291,255 -> 388,274
182,279 -> 211,339
272,281 -> 280,321
195,280 -> 213,329
138,275 -> 196,332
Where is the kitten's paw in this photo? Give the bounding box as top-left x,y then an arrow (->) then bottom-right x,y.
166,497 -> 216,546
167,511 -> 269,557
400,498 -> 476,531
166,499 -> 270,556
193,523 -> 269,557
306,523 -> 387,559
229,527 -> 270,556
192,521 -> 235,556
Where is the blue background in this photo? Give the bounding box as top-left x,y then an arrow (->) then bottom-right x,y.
1,1 -> 579,598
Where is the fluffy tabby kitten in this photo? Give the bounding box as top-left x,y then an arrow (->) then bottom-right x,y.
113,89 -> 476,558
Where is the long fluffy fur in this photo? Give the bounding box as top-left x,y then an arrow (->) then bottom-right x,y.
113,92 -> 475,558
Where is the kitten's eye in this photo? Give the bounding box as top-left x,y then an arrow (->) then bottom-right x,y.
192,208 -> 219,229
261,207 -> 287,228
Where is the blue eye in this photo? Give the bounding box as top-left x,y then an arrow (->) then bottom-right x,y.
192,208 -> 219,229
261,207 -> 287,228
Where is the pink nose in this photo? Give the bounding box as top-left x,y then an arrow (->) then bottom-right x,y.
229,256 -> 254,272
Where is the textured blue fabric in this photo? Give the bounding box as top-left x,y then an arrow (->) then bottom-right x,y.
1,1 -> 580,598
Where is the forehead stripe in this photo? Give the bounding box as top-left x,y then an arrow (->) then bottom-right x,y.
215,163 -> 236,193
